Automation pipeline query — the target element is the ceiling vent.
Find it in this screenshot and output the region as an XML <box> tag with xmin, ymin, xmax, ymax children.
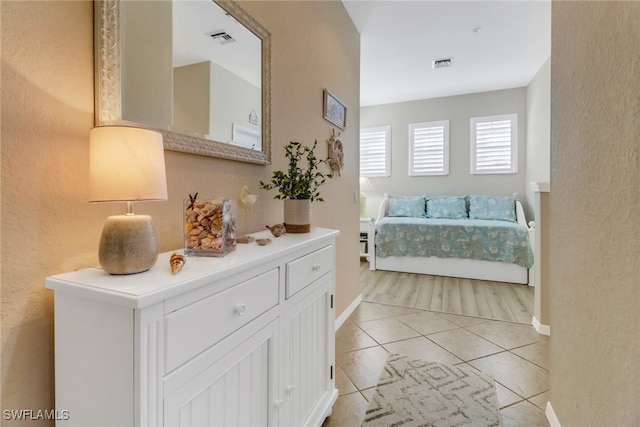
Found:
<box><xmin>432</xmin><ymin>58</ymin><xmax>453</xmax><ymax>69</ymax></box>
<box><xmin>210</xmin><ymin>31</ymin><xmax>236</xmax><ymax>44</ymax></box>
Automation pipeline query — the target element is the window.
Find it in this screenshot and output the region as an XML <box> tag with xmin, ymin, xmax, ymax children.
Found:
<box><xmin>470</xmin><ymin>114</ymin><xmax>518</xmax><ymax>174</ymax></box>
<box><xmin>360</xmin><ymin>126</ymin><xmax>391</xmax><ymax>177</ymax></box>
<box><xmin>409</xmin><ymin>120</ymin><xmax>449</xmax><ymax>176</ymax></box>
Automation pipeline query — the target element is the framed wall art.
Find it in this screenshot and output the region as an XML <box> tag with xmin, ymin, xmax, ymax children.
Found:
<box><xmin>323</xmin><ymin>89</ymin><xmax>346</xmax><ymax>130</ymax></box>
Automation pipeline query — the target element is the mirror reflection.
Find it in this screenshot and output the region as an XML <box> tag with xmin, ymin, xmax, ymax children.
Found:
<box><xmin>173</xmin><ymin>0</ymin><xmax>261</xmax><ymax>150</ymax></box>
<box><xmin>96</xmin><ymin>0</ymin><xmax>271</xmax><ymax>164</ymax></box>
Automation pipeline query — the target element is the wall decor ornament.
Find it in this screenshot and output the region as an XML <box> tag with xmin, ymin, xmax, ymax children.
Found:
<box><xmin>237</xmin><ymin>185</ymin><xmax>258</xmax><ymax>243</ymax></box>
<box><xmin>249</xmin><ymin>110</ymin><xmax>259</xmax><ymax>125</ymax></box>
<box><xmin>323</xmin><ymin>89</ymin><xmax>346</xmax><ymax>129</ymax></box>
<box><xmin>327</xmin><ymin>128</ymin><xmax>344</xmax><ymax>177</ymax></box>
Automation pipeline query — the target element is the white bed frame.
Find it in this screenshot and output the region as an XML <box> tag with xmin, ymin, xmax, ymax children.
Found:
<box><xmin>368</xmin><ymin>196</ymin><xmax>532</xmax><ymax>285</ymax></box>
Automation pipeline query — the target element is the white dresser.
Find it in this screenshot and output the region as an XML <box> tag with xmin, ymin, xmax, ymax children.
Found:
<box><xmin>46</xmin><ymin>227</ymin><xmax>339</xmax><ymax>427</ymax></box>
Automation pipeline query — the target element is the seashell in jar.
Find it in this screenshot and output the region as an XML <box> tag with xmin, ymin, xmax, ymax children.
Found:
<box><xmin>200</xmin><ymin>237</ymin><xmax>213</xmax><ymax>249</ymax></box>
<box><xmin>187</xmin><ymin>235</ymin><xmax>200</xmax><ymax>249</ymax></box>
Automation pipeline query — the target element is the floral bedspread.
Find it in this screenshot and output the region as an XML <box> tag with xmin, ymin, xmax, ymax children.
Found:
<box><xmin>375</xmin><ymin>217</ymin><xmax>534</xmax><ymax>268</ymax></box>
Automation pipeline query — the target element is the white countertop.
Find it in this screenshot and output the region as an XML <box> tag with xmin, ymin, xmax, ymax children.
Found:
<box><xmin>45</xmin><ymin>227</ymin><xmax>339</xmax><ymax>309</ymax></box>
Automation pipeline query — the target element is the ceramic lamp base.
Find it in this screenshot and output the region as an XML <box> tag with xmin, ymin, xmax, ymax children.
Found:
<box><xmin>99</xmin><ymin>214</ymin><xmax>159</xmax><ymax>275</ymax></box>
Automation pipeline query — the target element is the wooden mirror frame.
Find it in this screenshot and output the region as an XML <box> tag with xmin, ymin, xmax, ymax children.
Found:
<box><xmin>95</xmin><ymin>0</ymin><xmax>272</xmax><ymax>164</ymax></box>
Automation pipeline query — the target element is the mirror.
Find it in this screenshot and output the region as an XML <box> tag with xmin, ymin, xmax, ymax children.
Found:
<box><xmin>95</xmin><ymin>0</ymin><xmax>271</xmax><ymax>164</ymax></box>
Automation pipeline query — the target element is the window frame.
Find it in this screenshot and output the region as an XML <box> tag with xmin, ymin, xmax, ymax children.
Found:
<box><xmin>470</xmin><ymin>113</ymin><xmax>518</xmax><ymax>175</ymax></box>
<box><xmin>360</xmin><ymin>125</ymin><xmax>391</xmax><ymax>178</ymax></box>
<box><xmin>408</xmin><ymin>120</ymin><xmax>450</xmax><ymax>176</ymax></box>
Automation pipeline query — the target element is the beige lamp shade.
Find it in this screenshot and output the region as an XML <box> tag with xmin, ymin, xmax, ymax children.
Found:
<box><xmin>89</xmin><ymin>126</ymin><xmax>168</xmax><ymax>202</ymax></box>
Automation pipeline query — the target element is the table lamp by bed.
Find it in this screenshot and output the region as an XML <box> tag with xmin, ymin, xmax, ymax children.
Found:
<box><xmin>89</xmin><ymin>126</ymin><xmax>168</xmax><ymax>275</ymax></box>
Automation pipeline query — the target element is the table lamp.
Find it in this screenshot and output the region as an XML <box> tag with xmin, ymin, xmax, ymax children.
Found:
<box><xmin>89</xmin><ymin>126</ymin><xmax>168</xmax><ymax>275</ymax></box>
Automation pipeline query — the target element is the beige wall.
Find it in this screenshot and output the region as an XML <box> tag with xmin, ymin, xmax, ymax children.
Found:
<box><xmin>241</xmin><ymin>0</ymin><xmax>361</xmax><ymax>319</ymax></box>
<box><xmin>360</xmin><ymin>88</ymin><xmax>529</xmax><ymax>220</ymax></box>
<box><xmin>550</xmin><ymin>2</ymin><xmax>640</xmax><ymax>425</ymax></box>
<box><xmin>1</xmin><ymin>0</ymin><xmax>360</xmax><ymax>420</ymax></box>
<box><xmin>526</xmin><ymin>59</ymin><xmax>551</xmax><ymax>329</ymax></box>
<box><xmin>531</xmin><ymin>188</ymin><xmax>550</xmax><ymax>327</ymax></box>
<box><xmin>525</xmin><ymin>58</ymin><xmax>551</xmax><ymax>215</ymax></box>
<box><xmin>173</xmin><ymin>61</ymin><xmax>211</xmax><ymax>137</ymax></box>
<box><xmin>208</xmin><ymin>60</ymin><xmax>261</xmax><ymax>145</ymax></box>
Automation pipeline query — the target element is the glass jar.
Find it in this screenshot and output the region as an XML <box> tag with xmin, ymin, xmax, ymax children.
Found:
<box><xmin>184</xmin><ymin>197</ymin><xmax>236</xmax><ymax>256</ymax></box>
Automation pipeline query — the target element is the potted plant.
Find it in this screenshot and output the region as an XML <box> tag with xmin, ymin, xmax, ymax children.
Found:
<box><xmin>259</xmin><ymin>140</ymin><xmax>331</xmax><ymax>232</ymax></box>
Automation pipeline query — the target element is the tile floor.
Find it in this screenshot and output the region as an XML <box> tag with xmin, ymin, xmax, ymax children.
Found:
<box><xmin>322</xmin><ymin>302</ymin><xmax>550</xmax><ymax>427</ymax></box>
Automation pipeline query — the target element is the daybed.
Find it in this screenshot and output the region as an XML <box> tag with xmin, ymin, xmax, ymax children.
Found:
<box><xmin>368</xmin><ymin>194</ymin><xmax>534</xmax><ymax>284</ymax></box>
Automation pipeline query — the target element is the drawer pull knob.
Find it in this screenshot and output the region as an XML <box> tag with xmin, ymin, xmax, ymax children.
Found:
<box><xmin>274</xmin><ymin>399</ymin><xmax>284</xmax><ymax>409</ymax></box>
<box><xmin>234</xmin><ymin>304</ymin><xmax>246</xmax><ymax>316</ymax></box>
<box><xmin>312</xmin><ymin>263</ymin><xmax>321</xmax><ymax>272</ymax></box>
<box><xmin>285</xmin><ymin>385</ymin><xmax>295</xmax><ymax>394</ymax></box>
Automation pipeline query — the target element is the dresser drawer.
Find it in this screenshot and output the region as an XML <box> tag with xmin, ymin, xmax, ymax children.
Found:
<box><xmin>165</xmin><ymin>268</ymin><xmax>279</xmax><ymax>373</ymax></box>
<box><xmin>286</xmin><ymin>245</ymin><xmax>333</xmax><ymax>298</ymax></box>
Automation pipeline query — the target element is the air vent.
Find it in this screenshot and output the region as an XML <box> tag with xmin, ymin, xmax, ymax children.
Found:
<box><xmin>210</xmin><ymin>31</ymin><xmax>236</xmax><ymax>44</ymax></box>
<box><xmin>432</xmin><ymin>58</ymin><xmax>453</xmax><ymax>69</ymax></box>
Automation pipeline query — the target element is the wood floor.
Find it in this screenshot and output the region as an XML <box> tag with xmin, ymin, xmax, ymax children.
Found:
<box><xmin>360</xmin><ymin>262</ymin><xmax>534</xmax><ymax>324</ymax></box>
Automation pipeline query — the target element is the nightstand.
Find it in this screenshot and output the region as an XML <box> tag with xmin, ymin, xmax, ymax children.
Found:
<box><xmin>360</xmin><ymin>217</ymin><xmax>374</xmax><ymax>260</ymax></box>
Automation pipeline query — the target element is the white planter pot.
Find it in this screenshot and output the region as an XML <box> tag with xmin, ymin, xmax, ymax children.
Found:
<box><xmin>283</xmin><ymin>199</ymin><xmax>311</xmax><ymax>233</ymax></box>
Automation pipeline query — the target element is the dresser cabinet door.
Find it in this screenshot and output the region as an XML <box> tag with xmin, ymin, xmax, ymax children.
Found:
<box><xmin>164</xmin><ymin>319</ymin><xmax>278</xmax><ymax>427</ymax></box>
<box><xmin>281</xmin><ymin>274</ymin><xmax>335</xmax><ymax>427</ymax></box>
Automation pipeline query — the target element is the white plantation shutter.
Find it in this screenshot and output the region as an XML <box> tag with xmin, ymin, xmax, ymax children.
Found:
<box><xmin>470</xmin><ymin>114</ymin><xmax>518</xmax><ymax>174</ymax></box>
<box><xmin>360</xmin><ymin>126</ymin><xmax>391</xmax><ymax>177</ymax></box>
<box><xmin>409</xmin><ymin>121</ymin><xmax>449</xmax><ymax>176</ymax></box>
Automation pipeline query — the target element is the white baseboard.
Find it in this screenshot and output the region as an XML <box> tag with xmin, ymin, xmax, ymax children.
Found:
<box><xmin>335</xmin><ymin>294</ymin><xmax>362</xmax><ymax>330</ymax></box>
<box><xmin>546</xmin><ymin>401</ymin><xmax>561</xmax><ymax>427</ymax></box>
<box><xmin>532</xmin><ymin>316</ymin><xmax>551</xmax><ymax>336</ymax></box>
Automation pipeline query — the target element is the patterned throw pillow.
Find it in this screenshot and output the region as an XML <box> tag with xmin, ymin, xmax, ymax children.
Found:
<box><xmin>426</xmin><ymin>196</ymin><xmax>468</xmax><ymax>219</ymax></box>
<box><xmin>387</xmin><ymin>195</ymin><xmax>426</xmax><ymax>217</ymax></box>
<box><xmin>468</xmin><ymin>195</ymin><xmax>516</xmax><ymax>222</ymax></box>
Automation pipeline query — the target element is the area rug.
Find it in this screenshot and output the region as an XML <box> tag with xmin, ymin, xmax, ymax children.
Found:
<box><xmin>362</xmin><ymin>354</ymin><xmax>502</xmax><ymax>427</ymax></box>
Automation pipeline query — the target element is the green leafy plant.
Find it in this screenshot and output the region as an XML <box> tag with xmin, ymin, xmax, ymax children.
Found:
<box><xmin>259</xmin><ymin>141</ymin><xmax>332</xmax><ymax>202</ymax></box>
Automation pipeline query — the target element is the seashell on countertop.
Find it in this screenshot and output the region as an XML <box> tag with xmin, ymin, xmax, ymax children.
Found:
<box><xmin>169</xmin><ymin>252</ymin><xmax>186</xmax><ymax>274</ymax></box>
<box><xmin>266</xmin><ymin>223</ymin><xmax>286</xmax><ymax>237</ymax></box>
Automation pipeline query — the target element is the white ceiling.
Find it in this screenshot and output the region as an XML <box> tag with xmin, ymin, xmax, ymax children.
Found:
<box><xmin>173</xmin><ymin>0</ymin><xmax>261</xmax><ymax>87</ymax></box>
<box><xmin>342</xmin><ymin>0</ymin><xmax>551</xmax><ymax>106</ymax></box>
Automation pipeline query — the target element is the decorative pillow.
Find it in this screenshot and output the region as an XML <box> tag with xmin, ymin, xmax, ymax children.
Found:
<box><xmin>387</xmin><ymin>195</ymin><xmax>426</xmax><ymax>217</ymax></box>
<box><xmin>468</xmin><ymin>195</ymin><xmax>516</xmax><ymax>222</ymax></box>
<box><xmin>426</xmin><ymin>196</ymin><xmax>468</xmax><ymax>219</ymax></box>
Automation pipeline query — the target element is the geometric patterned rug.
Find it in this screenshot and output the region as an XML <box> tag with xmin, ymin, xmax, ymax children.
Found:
<box><xmin>362</xmin><ymin>354</ymin><xmax>502</xmax><ymax>427</ymax></box>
